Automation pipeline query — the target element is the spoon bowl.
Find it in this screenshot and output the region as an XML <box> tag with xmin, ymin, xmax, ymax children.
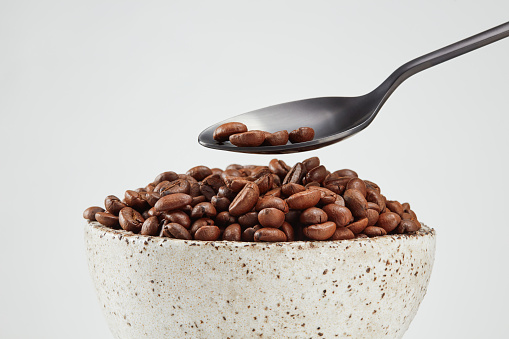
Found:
<box><xmin>198</xmin><ymin>21</ymin><xmax>509</xmax><ymax>154</ymax></box>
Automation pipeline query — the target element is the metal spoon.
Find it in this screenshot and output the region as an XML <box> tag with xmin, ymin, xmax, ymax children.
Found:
<box><xmin>198</xmin><ymin>22</ymin><xmax>509</xmax><ymax>154</ymax></box>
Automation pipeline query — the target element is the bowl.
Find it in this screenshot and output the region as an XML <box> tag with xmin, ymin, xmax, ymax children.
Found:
<box><xmin>85</xmin><ymin>221</ymin><xmax>435</xmax><ymax>338</ymax></box>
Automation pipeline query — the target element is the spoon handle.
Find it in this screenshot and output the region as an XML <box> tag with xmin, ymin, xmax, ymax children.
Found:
<box><xmin>375</xmin><ymin>21</ymin><xmax>509</xmax><ymax>97</ymax></box>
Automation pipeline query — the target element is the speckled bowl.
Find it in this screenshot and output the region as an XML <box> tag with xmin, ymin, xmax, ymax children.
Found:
<box><xmin>85</xmin><ymin>222</ymin><xmax>435</xmax><ymax>339</ymax></box>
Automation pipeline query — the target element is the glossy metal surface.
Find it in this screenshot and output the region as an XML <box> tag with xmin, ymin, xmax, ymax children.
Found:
<box><xmin>199</xmin><ymin>21</ymin><xmax>509</xmax><ymax>154</ymax></box>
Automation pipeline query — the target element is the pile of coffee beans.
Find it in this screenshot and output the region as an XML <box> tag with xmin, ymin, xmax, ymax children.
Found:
<box><xmin>213</xmin><ymin>122</ymin><xmax>314</xmax><ymax>147</ymax></box>
<box><xmin>84</xmin><ymin>157</ymin><xmax>421</xmax><ymax>242</ymax></box>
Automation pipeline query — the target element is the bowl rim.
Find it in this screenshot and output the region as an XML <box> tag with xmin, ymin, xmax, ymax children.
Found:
<box><xmin>86</xmin><ymin>221</ymin><xmax>435</xmax><ymax>249</ymax></box>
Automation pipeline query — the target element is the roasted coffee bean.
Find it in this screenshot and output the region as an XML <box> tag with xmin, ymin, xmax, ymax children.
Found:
<box><xmin>364</xmin><ymin>180</ymin><xmax>380</xmax><ymax>193</ymax></box>
<box><xmin>249</xmin><ymin>166</ymin><xmax>271</xmax><ymax>180</ymax></box>
<box><xmin>304</xmin><ymin>181</ymin><xmax>320</xmax><ymax>188</ymax></box>
<box><xmin>367</xmin><ymin>208</ymin><xmax>379</xmax><ymax>226</ymax></box>
<box><xmin>308</xmin><ymin>186</ymin><xmax>338</xmax><ymax>205</ymax></box>
<box><xmin>119</xmin><ymin>207</ymin><xmax>145</xmax><ymax>233</ymax></box>
<box><xmin>324</xmin><ymin>183</ymin><xmax>346</xmax><ymax>196</ymax></box>
<box><xmin>83</xmin><ymin>206</ymin><xmax>104</xmax><ymax>221</ymax></box>
<box><xmin>199</xmin><ymin>182</ymin><xmax>216</xmax><ymax>201</ymax></box>
<box><xmin>162</xmin><ymin>210</ymin><xmax>191</xmax><ymax>228</ymax></box>
<box><xmin>190</xmin><ymin>218</ymin><xmax>214</xmax><ymax>235</ymax></box>
<box><xmin>333</xmin><ymin>169</ymin><xmax>358</xmax><ymax>178</ymax></box>
<box><xmin>167</xmin><ymin>223</ymin><xmax>192</xmax><ymax>240</ymax></box>
<box><xmin>189</xmin><ymin>182</ymin><xmax>201</xmax><ymax>197</ymax></box>
<box><xmin>213</xmin><ymin>122</ymin><xmax>248</xmax><ymax>142</ymax></box>
<box><xmin>305</xmin><ymin>165</ymin><xmax>327</xmax><ymax>184</ymax></box>
<box><xmin>178</xmin><ymin>174</ymin><xmax>198</xmax><ymax>184</ymax></box>
<box><xmin>286</xmin><ymin>190</ymin><xmax>321</xmax><ymax>210</ymax></box>
<box><xmin>155</xmin><ymin>193</ymin><xmax>193</xmax><ymax>212</ymax></box>
<box><xmin>229</xmin><ymin>182</ymin><xmax>259</xmax><ymax>216</ymax></box>
<box><xmin>124</xmin><ymin>190</ymin><xmax>149</xmax><ymax>211</ymax></box>
<box><xmin>299</xmin><ymin>207</ymin><xmax>328</xmax><ymax>225</ymax></box>
<box><xmin>254</xmin><ymin>174</ymin><xmax>275</xmax><ymax>194</ymax></box>
<box><xmin>187</xmin><ymin>166</ymin><xmax>213</xmax><ymax>181</ymax></box>
<box><xmin>254</xmin><ymin>228</ymin><xmax>287</xmax><ymax>242</ymax></box>
<box><xmin>289</xmin><ymin>127</ymin><xmax>315</xmax><ymax>143</ymax></box>
<box><xmin>221</xmin><ymin>169</ymin><xmax>242</xmax><ymax>181</ymax></box>
<box><xmin>265</xmin><ymin>187</ymin><xmax>282</xmax><ymax>197</ymax></box>
<box><xmin>322</xmin><ymin>204</ymin><xmax>353</xmax><ymax>227</ymax></box>
<box><xmin>367</xmin><ymin>202</ymin><xmax>381</xmax><ymax>213</ymax></box>
<box><xmin>394</xmin><ymin>219</ymin><xmax>421</xmax><ymax>234</ymax></box>
<box><xmin>242</xmin><ymin>227</ymin><xmax>256</xmax><ymax>242</ymax></box>
<box><xmin>281</xmin><ymin>183</ymin><xmax>306</xmax><ymax>197</ymax></box>
<box><xmin>194</xmin><ymin>225</ymin><xmax>221</xmax><ymax>241</ymax></box>
<box><xmin>346</xmin><ymin>178</ymin><xmax>367</xmax><ymax>197</ymax></box>
<box><xmin>141</xmin><ymin>210</ymin><xmax>150</xmax><ymax>220</ymax></box>
<box><xmin>302</xmin><ymin>157</ymin><xmax>320</xmax><ymax>172</ymax></box>
<box><xmin>238</xmin><ymin>211</ymin><xmax>259</xmax><ymax>228</ymax></box>
<box><xmin>268</xmin><ymin>159</ymin><xmax>291</xmax><ymax>179</ymax></box>
<box><xmin>331</xmin><ymin>227</ymin><xmax>355</xmax><ymax>240</ymax></box>
<box><xmin>223</xmin><ymin>223</ymin><xmax>242</xmax><ymax>241</ymax></box>
<box><xmin>229</xmin><ymin>131</ymin><xmax>265</xmax><ymax>147</ymax></box>
<box><xmin>95</xmin><ymin>212</ymin><xmax>120</xmax><ymax>228</ymax></box>
<box><xmin>402</xmin><ymin>202</ymin><xmax>411</xmax><ymax>213</ymax></box>
<box><xmin>283</xmin><ymin>163</ymin><xmax>305</xmax><ymax>185</ymax></box>
<box><xmin>217</xmin><ymin>186</ymin><xmax>237</xmax><ymax>200</ymax></box>
<box><xmin>215</xmin><ymin>211</ymin><xmax>236</xmax><ymax>227</ymax></box>
<box><xmin>303</xmin><ymin>221</ymin><xmax>336</xmax><ymax>240</ymax></box>
<box><xmin>145</xmin><ymin>183</ymin><xmax>155</xmax><ymax>193</ymax></box>
<box><xmin>366</xmin><ymin>189</ymin><xmax>386</xmax><ymax>213</ymax></box>
<box><xmin>141</xmin><ymin>216</ymin><xmax>160</xmax><ymax>236</ymax></box>
<box><xmin>104</xmin><ymin>195</ymin><xmax>126</xmax><ymax>215</ymax></box>
<box><xmin>147</xmin><ymin>207</ymin><xmax>160</xmax><ymax>218</ymax></box>
<box><xmin>346</xmin><ymin>218</ymin><xmax>369</xmax><ymax>234</ymax></box>
<box><xmin>258</xmin><ymin>208</ymin><xmax>285</xmax><ymax>228</ymax></box>
<box><xmin>364</xmin><ymin>226</ymin><xmax>387</xmax><ymax>237</ymax></box>
<box><xmin>202</xmin><ymin>174</ymin><xmax>224</xmax><ymax>192</ymax></box>
<box><xmin>386</xmin><ymin>200</ymin><xmax>404</xmax><ymax>217</ymax></box>
<box><xmin>280</xmin><ymin>222</ymin><xmax>295</xmax><ymax>241</ymax></box>
<box><xmin>211</xmin><ymin>168</ymin><xmax>223</xmax><ymax>176</ymax></box>
<box><xmin>376</xmin><ymin>212</ymin><xmax>402</xmax><ymax>233</ymax></box>
<box><xmin>356</xmin><ymin>233</ymin><xmax>369</xmax><ymax>238</ymax></box>
<box><xmin>255</xmin><ymin>196</ymin><xmax>289</xmax><ymax>213</ymax></box>
<box><xmin>284</xmin><ymin>209</ymin><xmax>301</xmax><ymax>224</ymax></box>
<box><xmin>225</xmin><ymin>178</ymin><xmax>251</xmax><ymax>192</ymax></box>
<box><xmin>157</xmin><ymin>179</ymin><xmax>191</xmax><ymax>196</ymax></box>
<box><xmin>153</xmin><ymin>171</ymin><xmax>179</xmax><ymax>185</ymax></box>
<box><xmin>191</xmin><ymin>202</ymin><xmax>217</xmax><ymax>219</ymax></box>
<box><xmin>263</xmin><ymin>130</ymin><xmax>289</xmax><ymax>146</ymax></box>
<box><xmin>343</xmin><ymin>189</ymin><xmax>368</xmax><ymax>219</ymax></box>
<box><xmin>191</xmin><ymin>195</ymin><xmax>207</xmax><ymax>206</ymax></box>
<box><xmin>211</xmin><ymin>196</ymin><xmax>230</xmax><ymax>212</ymax></box>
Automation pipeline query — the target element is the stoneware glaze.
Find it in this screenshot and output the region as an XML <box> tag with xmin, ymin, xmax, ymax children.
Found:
<box><xmin>85</xmin><ymin>222</ymin><xmax>436</xmax><ymax>339</ymax></box>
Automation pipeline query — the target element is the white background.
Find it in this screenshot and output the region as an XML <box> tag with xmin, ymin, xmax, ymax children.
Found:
<box><xmin>1</xmin><ymin>1</ymin><xmax>508</xmax><ymax>338</ymax></box>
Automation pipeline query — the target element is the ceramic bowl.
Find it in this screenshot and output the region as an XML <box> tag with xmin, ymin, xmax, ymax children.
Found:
<box><xmin>85</xmin><ymin>222</ymin><xmax>435</xmax><ymax>338</ymax></box>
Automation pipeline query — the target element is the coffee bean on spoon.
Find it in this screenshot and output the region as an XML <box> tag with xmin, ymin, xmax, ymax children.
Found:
<box><xmin>213</xmin><ymin>122</ymin><xmax>248</xmax><ymax>142</ymax></box>
<box><xmin>263</xmin><ymin>130</ymin><xmax>289</xmax><ymax>146</ymax></box>
<box><xmin>289</xmin><ymin>127</ymin><xmax>315</xmax><ymax>143</ymax></box>
<box><xmin>229</xmin><ymin>131</ymin><xmax>266</xmax><ymax>147</ymax></box>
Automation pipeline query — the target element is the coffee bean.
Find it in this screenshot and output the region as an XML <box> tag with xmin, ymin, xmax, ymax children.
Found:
<box><xmin>156</xmin><ymin>179</ymin><xmax>191</xmax><ymax>196</ymax></box>
<box><xmin>257</xmin><ymin>208</ymin><xmax>285</xmax><ymax>228</ymax></box>
<box><xmin>299</xmin><ymin>207</ymin><xmax>328</xmax><ymax>225</ymax></box>
<box><xmin>229</xmin><ymin>131</ymin><xmax>266</xmax><ymax>147</ymax></box>
<box><xmin>255</xmin><ymin>196</ymin><xmax>289</xmax><ymax>213</ymax></box>
<box><xmin>289</xmin><ymin>127</ymin><xmax>315</xmax><ymax>143</ymax></box>
<box><xmin>217</xmin><ymin>186</ymin><xmax>237</xmax><ymax>200</ymax></box>
<box><xmin>95</xmin><ymin>212</ymin><xmax>120</xmax><ymax>228</ymax></box>
<box><xmin>202</xmin><ymin>174</ymin><xmax>224</xmax><ymax>192</ymax></box>
<box><xmin>386</xmin><ymin>200</ymin><xmax>404</xmax><ymax>217</ymax></box>
<box><xmin>346</xmin><ymin>178</ymin><xmax>367</xmax><ymax>197</ymax></box>
<box><xmin>254</xmin><ymin>174</ymin><xmax>275</xmax><ymax>194</ymax></box>
<box><xmin>263</xmin><ymin>130</ymin><xmax>289</xmax><ymax>146</ymax></box>
<box><xmin>376</xmin><ymin>212</ymin><xmax>402</xmax><ymax>233</ymax></box>
<box><xmin>223</xmin><ymin>223</ymin><xmax>242</xmax><ymax>241</ymax></box>
<box><xmin>153</xmin><ymin>171</ymin><xmax>179</xmax><ymax>185</ymax></box>
<box><xmin>265</xmin><ymin>187</ymin><xmax>282</xmax><ymax>197</ymax></box>
<box><xmin>363</xmin><ymin>226</ymin><xmax>387</xmax><ymax>237</ymax></box>
<box><xmin>216</xmin><ymin>211</ymin><xmax>236</xmax><ymax>227</ymax></box>
<box><xmin>213</xmin><ymin>122</ymin><xmax>248</xmax><ymax>142</ymax></box>
<box><xmin>281</xmin><ymin>183</ymin><xmax>306</xmax><ymax>197</ymax></box>
<box><xmin>187</xmin><ymin>166</ymin><xmax>213</xmax><ymax>181</ymax></box>
<box><xmin>284</xmin><ymin>209</ymin><xmax>301</xmax><ymax>224</ymax></box>
<box><xmin>366</xmin><ymin>189</ymin><xmax>386</xmax><ymax>213</ymax></box>
<box><xmin>303</xmin><ymin>221</ymin><xmax>336</xmax><ymax>240</ymax></box>
<box><xmin>191</xmin><ymin>202</ymin><xmax>217</xmax><ymax>219</ymax></box>
<box><xmin>104</xmin><ymin>195</ymin><xmax>126</xmax><ymax>215</ymax></box>
<box><xmin>364</xmin><ymin>180</ymin><xmax>380</xmax><ymax>193</ymax></box>
<box><xmin>332</xmin><ymin>169</ymin><xmax>358</xmax><ymax>178</ymax></box>
<box><xmin>367</xmin><ymin>208</ymin><xmax>379</xmax><ymax>226</ymax></box>
<box><xmin>211</xmin><ymin>168</ymin><xmax>223</xmax><ymax>176</ymax></box>
<box><xmin>83</xmin><ymin>206</ymin><xmax>104</xmax><ymax>221</ymax></box>
<box><xmin>211</xmin><ymin>196</ymin><xmax>231</xmax><ymax>212</ymax></box>
<box><xmin>322</xmin><ymin>204</ymin><xmax>353</xmax><ymax>228</ymax></box>
<box><xmin>191</xmin><ymin>195</ymin><xmax>207</xmax><ymax>206</ymax></box>
<box><xmin>155</xmin><ymin>193</ymin><xmax>193</xmax><ymax>212</ymax></box>
<box><xmin>225</xmin><ymin>178</ymin><xmax>251</xmax><ymax>192</ymax></box>
<box><xmin>394</xmin><ymin>219</ymin><xmax>421</xmax><ymax>234</ymax></box>
<box><xmin>402</xmin><ymin>202</ymin><xmax>411</xmax><ymax>213</ymax></box>
<box><xmin>254</xmin><ymin>228</ymin><xmax>287</xmax><ymax>242</ymax></box>
<box><xmin>324</xmin><ymin>182</ymin><xmax>346</xmax><ymax>196</ymax></box>
<box><xmin>162</xmin><ymin>210</ymin><xmax>191</xmax><ymax>229</ymax></box>
<box><xmin>229</xmin><ymin>182</ymin><xmax>259</xmax><ymax>216</ymax></box>
<box><xmin>286</xmin><ymin>190</ymin><xmax>321</xmax><ymax>210</ymax></box>
<box><xmin>167</xmin><ymin>223</ymin><xmax>192</xmax><ymax>240</ymax></box>
<box><xmin>305</xmin><ymin>165</ymin><xmax>327</xmax><ymax>184</ymax></box>
<box><xmin>141</xmin><ymin>216</ymin><xmax>160</xmax><ymax>236</ymax></box>
<box><xmin>282</xmin><ymin>163</ymin><xmax>305</xmax><ymax>185</ymax></box>
<box><xmin>331</xmin><ymin>227</ymin><xmax>355</xmax><ymax>240</ymax></box>
<box><xmin>280</xmin><ymin>222</ymin><xmax>295</xmax><ymax>241</ymax></box>
<box><xmin>269</xmin><ymin>159</ymin><xmax>291</xmax><ymax>179</ymax></box>
<box><xmin>346</xmin><ymin>218</ymin><xmax>369</xmax><ymax>234</ymax></box>
<box><xmin>119</xmin><ymin>207</ymin><xmax>145</xmax><ymax>233</ymax></box>
<box><xmin>190</xmin><ymin>218</ymin><xmax>214</xmax><ymax>235</ymax></box>
<box><xmin>343</xmin><ymin>189</ymin><xmax>368</xmax><ymax>219</ymax></box>
<box><xmin>302</xmin><ymin>156</ymin><xmax>320</xmax><ymax>172</ymax></box>
<box><xmin>238</xmin><ymin>212</ymin><xmax>259</xmax><ymax>228</ymax></box>
<box><xmin>124</xmin><ymin>190</ymin><xmax>149</xmax><ymax>211</ymax></box>
<box><xmin>194</xmin><ymin>225</ymin><xmax>221</xmax><ymax>241</ymax></box>
<box><xmin>307</xmin><ymin>186</ymin><xmax>338</xmax><ymax>206</ymax></box>
<box><xmin>242</xmin><ymin>227</ymin><xmax>256</xmax><ymax>241</ymax></box>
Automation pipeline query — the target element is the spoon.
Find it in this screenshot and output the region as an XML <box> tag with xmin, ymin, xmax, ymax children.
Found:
<box><xmin>198</xmin><ymin>22</ymin><xmax>509</xmax><ymax>154</ymax></box>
